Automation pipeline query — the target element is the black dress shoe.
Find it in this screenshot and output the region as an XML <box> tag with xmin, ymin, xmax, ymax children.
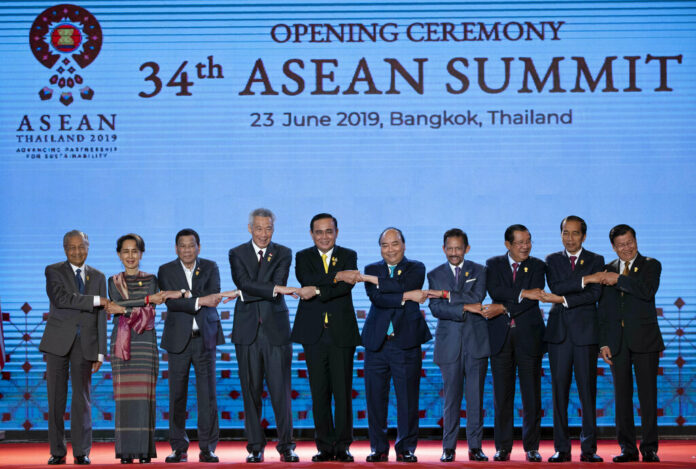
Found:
<box><xmin>139</xmin><ymin>457</ymin><xmax>151</xmax><ymax>464</ymax></box>
<box><xmin>613</xmin><ymin>452</ymin><xmax>639</xmax><ymax>463</ymax></box>
<box><xmin>121</xmin><ymin>458</ymin><xmax>133</xmax><ymax>464</ymax></box>
<box><xmin>312</xmin><ymin>451</ymin><xmax>335</xmax><ymax>462</ymax></box>
<box><xmin>440</xmin><ymin>449</ymin><xmax>455</xmax><ymax>462</ymax></box>
<box><xmin>199</xmin><ymin>450</ymin><xmax>219</xmax><ymax>463</ymax></box>
<box><xmin>396</xmin><ymin>451</ymin><xmax>417</xmax><ymax>463</ymax></box>
<box><xmin>74</xmin><ymin>456</ymin><xmax>91</xmax><ymax>465</ymax></box>
<box><xmin>548</xmin><ymin>451</ymin><xmax>571</xmax><ymax>462</ymax></box>
<box><xmin>335</xmin><ymin>450</ymin><xmax>354</xmax><ymax>462</ymax></box>
<box><xmin>526</xmin><ymin>450</ymin><xmax>542</xmax><ymax>462</ymax></box>
<box><xmin>580</xmin><ymin>453</ymin><xmax>603</xmax><ymax>462</ymax></box>
<box><xmin>48</xmin><ymin>455</ymin><xmax>66</xmax><ymax>465</ymax></box>
<box><xmin>165</xmin><ymin>451</ymin><xmax>188</xmax><ymax>463</ymax></box>
<box><xmin>280</xmin><ymin>449</ymin><xmax>299</xmax><ymax>462</ymax></box>
<box><xmin>246</xmin><ymin>451</ymin><xmax>264</xmax><ymax>463</ymax></box>
<box><xmin>366</xmin><ymin>451</ymin><xmax>388</xmax><ymax>462</ymax></box>
<box><xmin>642</xmin><ymin>450</ymin><xmax>660</xmax><ymax>462</ymax></box>
<box><xmin>493</xmin><ymin>450</ymin><xmax>510</xmax><ymax>461</ymax></box>
<box><xmin>468</xmin><ymin>448</ymin><xmax>488</xmax><ymax>461</ymax></box>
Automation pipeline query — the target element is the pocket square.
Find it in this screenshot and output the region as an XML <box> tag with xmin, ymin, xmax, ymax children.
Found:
<box><xmin>465</xmin><ymin>278</ymin><xmax>477</xmax><ymax>283</ymax></box>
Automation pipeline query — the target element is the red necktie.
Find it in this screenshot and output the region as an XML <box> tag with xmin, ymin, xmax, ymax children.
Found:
<box><xmin>570</xmin><ymin>255</ymin><xmax>577</xmax><ymax>271</ymax></box>
<box><xmin>512</xmin><ymin>262</ymin><xmax>519</xmax><ymax>282</ymax></box>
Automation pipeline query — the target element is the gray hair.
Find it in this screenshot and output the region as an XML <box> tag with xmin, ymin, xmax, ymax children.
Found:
<box><xmin>248</xmin><ymin>208</ymin><xmax>276</xmax><ymax>225</ymax></box>
<box><xmin>63</xmin><ymin>230</ymin><xmax>89</xmax><ymax>247</ymax></box>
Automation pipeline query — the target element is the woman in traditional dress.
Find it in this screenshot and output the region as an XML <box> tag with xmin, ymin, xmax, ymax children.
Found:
<box><xmin>105</xmin><ymin>233</ymin><xmax>177</xmax><ymax>464</ymax></box>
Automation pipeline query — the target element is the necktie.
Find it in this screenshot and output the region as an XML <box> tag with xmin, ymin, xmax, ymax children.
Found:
<box><xmin>622</xmin><ymin>260</ymin><xmax>630</xmax><ymax>276</ymax></box>
<box><xmin>512</xmin><ymin>262</ymin><xmax>519</xmax><ymax>282</ymax></box>
<box><xmin>321</xmin><ymin>253</ymin><xmax>329</xmax><ymax>326</ymax></box>
<box><xmin>258</xmin><ymin>250</ymin><xmax>263</xmax><ymax>268</ymax></box>
<box><xmin>569</xmin><ymin>255</ymin><xmax>577</xmax><ymax>271</ymax></box>
<box><xmin>454</xmin><ymin>266</ymin><xmax>461</xmax><ymax>284</ymax></box>
<box><xmin>321</xmin><ymin>253</ymin><xmax>329</xmax><ymax>274</ymax></box>
<box><xmin>75</xmin><ymin>268</ymin><xmax>85</xmax><ymax>294</ymax></box>
<box><xmin>387</xmin><ymin>265</ymin><xmax>396</xmax><ymax>336</ymax></box>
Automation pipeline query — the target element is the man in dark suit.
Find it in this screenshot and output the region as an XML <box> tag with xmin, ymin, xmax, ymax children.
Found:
<box><xmin>360</xmin><ymin>227</ymin><xmax>432</xmax><ymax>463</ymax></box>
<box><xmin>291</xmin><ymin>213</ymin><xmax>362</xmax><ymax>462</ymax></box>
<box><xmin>540</xmin><ymin>216</ymin><xmax>604</xmax><ymax>463</ymax></box>
<box><xmin>229</xmin><ymin>208</ymin><xmax>299</xmax><ymax>463</ymax></box>
<box><xmin>159</xmin><ymin>228</ymin><xmax>226</xmax><ymax>463</ymax></box>
<box><xmin>482</xmin><ymin>224</ymin><xmax>545</xmax><ymax>462</ymax></box>
<box><xmin>586</xmin><ymin>224</ymin><xmax>664</xmax><ymax>463</ymax></box>
<box><xmin>427</xmin><ymin>228</ymin><xmax>488</xmax><ymax>463</ymax></box>
<box><xmin>40</xmin><ymin>230</ymin><xmax>107</xmax><ymax>465</ymax></box>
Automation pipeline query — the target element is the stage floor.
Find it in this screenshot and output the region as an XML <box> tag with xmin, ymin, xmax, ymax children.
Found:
<box><xmin>1</xmin><ymin>440</ymin><xmax>694</xmax><ymax>468</ymax></box>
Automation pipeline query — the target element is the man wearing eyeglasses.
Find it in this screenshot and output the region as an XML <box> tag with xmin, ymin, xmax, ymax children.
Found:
<box><xmin>481</xmin><ymin>224</ymin><xmax>546</xmax><ymax>463</ymax></box>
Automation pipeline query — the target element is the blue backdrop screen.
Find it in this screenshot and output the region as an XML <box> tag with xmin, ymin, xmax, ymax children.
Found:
<box><xmin>0</xmin><ymin>1</ymin><xmax>694</xmax><ymax>432</ymax></box>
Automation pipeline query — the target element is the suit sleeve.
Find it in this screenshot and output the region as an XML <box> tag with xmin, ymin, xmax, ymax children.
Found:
<box><xmin>545</xmin><ymin>255</ymin><xmax>583</xmax><ymax>296</ymax></box>
<box><xmin>449</xmin><ymin>265</ymin><xmax>486</xmax><ymax>305</ymax></box>
<box><xmin>230</xmin><ymin>248</ymin><xmax>289</xmax><ymax>301</ymax></box>
<box><xmin>45</xmin><ymin>265</ymin><xmax>97</xmax><ymax>311</ymax></box>
<box><xmin>598</xmin><ymin>283</ymin><xmax>612</xmax><ymax>347</ymax></box>
<box><xmin>546</xmin><ymin>255</ymin><xmax>604</xmax><ymax>309</ymax></box>
<box><xmin>486</xmin><ymin>260</ymin><xmax>544</xmax><ymax>317</ymax></box>
<box><xmin>97</xmin><ymin>274</ymin><xmax>107</xmax><ymax>355</ymax></box>
<box><xmin>199</xmin><ymin>261</ymin><xmax>221</xmax><ymax>296</ymax></box>
<box><xmin>159</xmin><ymin>265</ymin><xmax>197</xmax><ymax>314</ymax></box>
<box><xmin>318</xmin><ymin>250</ymin><xmax>357</xmax><ymax>302</ymax></box>
<box><xmin>366</xmin><ymin>261</ymin><xmax>425</xmax><ymax>308</ymax></box>
<box><xmin>616</xmin><ymin>259</ymin><xmax>661</xmax><ymax>301</ymax></box>
<box><xmin>428</xmin><ymin>270</ymin><xmax>464</xmax><ymax>321</ymax></box>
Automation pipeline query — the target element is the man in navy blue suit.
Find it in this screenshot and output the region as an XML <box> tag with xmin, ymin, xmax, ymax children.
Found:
<box><xmin>540</xmin><ymin>216</ymin><xmax>604</xmax><ymax>463</ymax></box>
<box><xmin>427</xmin><ymin>228</ymin><xmax>489</xmax><ymax>463</ymax></box>
<box><xmin>482</xmin><ymin>224</ymin><xmax>546</xmax><ymax>463</ymax></box>
<box><xmin>360</xmin><ymin>227</ymin><xmax>432</xmax><ymax>463</ymax></box>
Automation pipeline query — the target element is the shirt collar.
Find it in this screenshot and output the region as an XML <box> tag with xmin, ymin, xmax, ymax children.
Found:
<box><xmin>449</xmin><ymin>260</ymin><xmax>464</xmax><ymax>274</ymax></box>
<box><xmin>69</xmin><ymin>262</ymin><xmax>85</xmax><ymax>274</ymax></box>
<box><xmin>317</xmin><ymin>247</ymin><xmax>334</xmax><ymax>259</ymax></box>
<box><xmin>566</xmin><ymin>248</ymin><xmax>583</xmax><ymax>258</ymax></box>
<box><xmin>507</xmin><ymin>253</ymin><xmax>521</xmax><ymax>267</ymax></box>
<box><xmin>621</xmin><ymin>255</ymin><xmax>638</xmax><ymax>270</ymax></box>
<box><xmin>252</xmin><ymin>240</ymin><xmax>266</xmax><ymax>256</ymax></box>
<box><xmin>179</xmin><ymin>259</ymin><xmax>196</xmax><ymax>273</ymax></box>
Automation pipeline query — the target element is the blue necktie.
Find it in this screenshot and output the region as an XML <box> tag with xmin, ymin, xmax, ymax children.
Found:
<box><xmin>75</xmin><ymin>268</ymin><xmax>85</xmax><ymax>294</ymax></box>
<box><xmin>387</xmin><ymin>266</ymin><xmax>396</xmax><ymax>335</ymax></box>
<box><xmin>454</xmin><ymin>266</ymin><xmax>461</xmax><ymax>284</ymax></box>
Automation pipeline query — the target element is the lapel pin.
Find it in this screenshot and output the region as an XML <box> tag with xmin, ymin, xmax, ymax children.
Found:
<box><xmin>86</xmin><ymin>275</ymin><xmax>90</xmax><ymax>281</ymax></box>
<box><xmin>267</xmin><ymin>253</ymin><xmax>273</xmax><ymax>262</ymax></box>
<box><xmin>331</xmin><ymin>256</ymin><xmax>337</xmax><ymax>266</ymax></box>
<box><xmin>634</xmin><ymin>266</ymin><xmax>638</xmax><ymax>272</ymax></box>
<box><xmin>138</xmin><ymin>281</ymin><xmax>143</xmax><ymax>287</ymax></box>
<box><xmin>465</xmin><ymin>271</ymin><xmax>470</xmax><ymax>277</ymax></box>
<box><xmin>580</xmin><ymin>259</ymin><xmax>584</xmax><ymax>265</ymax></box>
<box><xmin>524</xmin><ymin>267</ymin><xmax>528</xmax><ymax>273</ymax></box>
<box><xmin>195</xmin><ymin>269</ymin><xmax>200</xmax><ymax>276</ymax></box>
<box><xmin>397</xmin><ymin>269</ymin><xmax>402</xmax><ymax>276</ymax></box>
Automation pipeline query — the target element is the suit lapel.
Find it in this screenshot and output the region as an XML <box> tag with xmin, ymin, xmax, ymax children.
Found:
<box><xmin>173</xmin><ymin>259</ymin><xmax>190</xmax><ymax>290</ymax></box>
<box><xmin>628</xmin><ymin>253</ymin><xmax>645</xmax><ymax>277</ymax></box>
<box><xmin>191</xmin><ymin>259</ymin><xmax>201</xmax><ymax>292</ymax></box>
<box><xmin>608</xmin><ymin>258</ymin><xmax>620</xmax><ymax>273</ymax></box>
<box><xmin>313</xmin><ymin>247</ymin><xmax>328</xmax><ymax>274</ymax></box>
<box><xmin>63</xmin><ymin>261</ymin><xmax>78</xmax><ymax>293</ymax></box>
<box><xmin>83</xmin><ymin>265</ymin><xmax>91</xmax><ymax>293</ymax></box>
<box><xmin>326</xmin><ymin>246</ymin><xmax>339</xmax><ymax>274</ymax></box>
<box><xmin>243</xmin><ymin>241</ymin><xmax>261</xmax><ymax>278</ymax></box>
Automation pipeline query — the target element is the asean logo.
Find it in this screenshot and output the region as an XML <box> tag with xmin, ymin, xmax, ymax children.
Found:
<box><xmin>29</xmin><ymin>4</ymin><xmax>102</xmax><ymax>106</ymax></box>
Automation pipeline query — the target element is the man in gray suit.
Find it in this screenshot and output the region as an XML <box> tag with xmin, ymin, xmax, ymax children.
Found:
<box><xmin>40</xmin><ymin>230</ymin><xmax>108</xmax><ymax>465</ymax></box>
<box><xmin>228</xmin><ymin>208</ymin><xmax>299</xmax><ymax>463</ymax></box>
<box><xmin>427</xmin><ymin>228</ymin><xmax>489</xmax><ymax>463</ymax></box>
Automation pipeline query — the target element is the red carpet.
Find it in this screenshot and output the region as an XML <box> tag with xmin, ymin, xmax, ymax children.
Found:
<box><xmin>1</xmin><ymin>440</ymin><xmax>694</xmax><ymax>468</ymax></box>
